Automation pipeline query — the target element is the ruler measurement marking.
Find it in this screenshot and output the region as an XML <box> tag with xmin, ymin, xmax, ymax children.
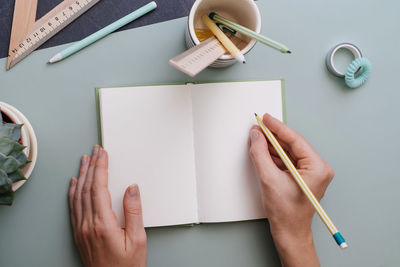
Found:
<box><xmin>169</xmin><ymin>37</ymin><xmax>227</xmax><ymax>77</ymax></box>
<box><xmin>170</xmin><ymin>33</ymin><xmax>246</xmax><ymax>77</ymax></box>
<box><xmin>8</xmin><ymin>0</ymin><xmax>99</xmax><ymax>68</ymax></box>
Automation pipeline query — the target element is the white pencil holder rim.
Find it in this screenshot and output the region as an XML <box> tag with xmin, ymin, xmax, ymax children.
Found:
<box><xmin>187</xmin><ymin>0</ymin><xmax>261</xmax><ymax>65</ymax></box>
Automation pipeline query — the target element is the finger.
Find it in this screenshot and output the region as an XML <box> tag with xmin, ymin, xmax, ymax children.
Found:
<box><xmin>267</xmin><ymin>142</ymin><xmax>279</xmax><ymax>157</ymax></box>
<box><xmin>262</xmin><ymin>113</ymin><xmax>319</xmax><ymax>161</ymax></box>
<box><xmin>271</xmin><ymin>155</ymin><xmax>286</xmax><ymax>170</ymax></box>
<box><xmin>251</xmin><ymin>126</ymin><xmax>288</xmax><ymax>170</ymax></box>
<box><xmin>249</xmin><ymin>127</ymin><xmax>280</xmax><ymax>182</ymax></box>
<box><xmin>91</xmin><ymin>149</ymin><xmax>117</xmax><ymax>223</ymax></box>
<box><xmin>124</xmin><ymin>184</ymin><xmax>145</xmax><ymax>240</ymax></box>
<box><xmin>255</xmin><ymin>125</ymin><xmax>292</xmax><ymax>158</ymax></box>
<box><xmin>81</xmin><ymin>145</ymin><xmax>101</xmax><ymax>223</ymax></box>
<box><xmin>69</xmin><ymin>177</ymin><xmax>78</xmax><ymax>227</ymax></box>
<box><xmin>73</xmin><ymin>155</ymin><xmax>90</xmax><ymax>227</ymax></box>
<box><xmin>268</xmin><ymin>141</ymin><xmax>297</xmax><ymax>166</ymax></box>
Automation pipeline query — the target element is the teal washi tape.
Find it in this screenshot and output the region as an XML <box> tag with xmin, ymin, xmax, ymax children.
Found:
<box><xmin>326</xmin><ymin>43</ymin><xmax>372</xmax><ymax>88</ymax></box>
<box><xmin>326</xmin><ymin>43</ymin><xmax>362</xmax><ymax>78</ymax></box>
<box><xmin>345</xmin><ymin>58</ymin><xmax>372</xmax><ymax>88</ymax></box>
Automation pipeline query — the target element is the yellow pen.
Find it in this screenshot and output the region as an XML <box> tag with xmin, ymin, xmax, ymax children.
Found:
<box><xmin>201</xmin><ymin>15</ymin><xmax>246</xmax><ymax>64</ymax></box>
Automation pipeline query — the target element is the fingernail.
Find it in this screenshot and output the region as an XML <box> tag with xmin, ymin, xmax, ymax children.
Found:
<box><xmin>93</xmin><ymin>145</ymin><xmax>100</xmax><ymax>155</ymax></box>
<box><xmin>250</xmin><ymin>130</ymin><xmax>260</xmax><ymax>142</ymax></box>
<box><xmin>70</xmin><ymin>178</ymin><xmax>77</xmax><ymax>185</ymax></box>
<box><xmin>82</xmin><ymin>155</ymin><xmax>88</xmax><ymax>164</ymax></box>
<box><xmin>129</xmin><ymin>184</ymin><xmax>139</xmax><ymax>197</ymax></box>
<box><xmin>99</xmin><ymin>148</ymin><xmax>106</xmax><ymax>158</ymax></box>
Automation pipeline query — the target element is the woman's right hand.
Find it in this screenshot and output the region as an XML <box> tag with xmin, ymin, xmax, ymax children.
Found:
<box><xmin>249</xmin><ymin>114</ymin><xmax>334</xmax><ymax>267</ymax></box>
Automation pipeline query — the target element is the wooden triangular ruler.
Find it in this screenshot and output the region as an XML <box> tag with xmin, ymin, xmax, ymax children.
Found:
<box><xmin>7</xmin><ymin>0</ymin><xmax>101</xmax><ymax>70</ymax></box>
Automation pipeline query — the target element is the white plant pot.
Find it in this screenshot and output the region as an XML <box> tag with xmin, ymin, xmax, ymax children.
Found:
<box><xmin>0</xmin><ymin>101</ymin><xmax>38</xmax><ymax>191</ymax></box>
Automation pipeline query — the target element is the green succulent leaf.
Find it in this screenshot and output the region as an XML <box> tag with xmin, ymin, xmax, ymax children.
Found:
<box><xmin>1</xmin><ymin>155</ymin><xmax>22</xmax><ymax>173</ymax></box>
<box><xmin>0</xmin><ymin>182</ymin><xmax>12</xmax><ymax>194</ymax></box>
<box><xmin>2</xmin><ymin>123</ymin><xmax>23</xmax><ymax>141</ymax></box>
<box><xmin>14</xmin><ymin>152</ymin><xmax>29</xmax><ymax>168</ymax></box>
<box><xmin>0</xmin><ymin>191</ymin><xmax>14</xmax><ymax>205</ymax></box>
<box><xmin>0</xmin><ymin>152</ymin><xmax>6</xmax><ymax>166</ymax></box>
<box><xmin>0</xmin><ymin>151</ymin><xmax>28</xmax><ymax>172</ymax></box>
<box><xmin>0</xmin><ymin>137</ymin><xmax>25</xmax><ymax>156</ymax></box>
<box><xmin>0</xmin><ymin>126</ymin><xmax>13</xmax><ymax>139</ymax></box>
<box><xmin>0</xmin><ymin>169</ymin><xmax>12</xmax><ymax>194</ymax></box>
<box><xmin>8</xmin><ymin>169</ymin><xmax>26</xmax><ymax>183</ymax></box>
<box><xmin>11</xmin><ymin>124</ymin><xmax>22</xmax><ymax>141</ymax></box>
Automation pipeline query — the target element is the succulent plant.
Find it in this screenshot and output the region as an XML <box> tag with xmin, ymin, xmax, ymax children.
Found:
<box><xmin>0</xmin><ymin>112</ymin><xmax>29</xmax><ymax>205</ymax></box>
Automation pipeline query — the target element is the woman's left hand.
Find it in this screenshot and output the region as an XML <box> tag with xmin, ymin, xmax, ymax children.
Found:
<box><xmin>69</xmin><ymin>145</ymin><xmax>147</xmax><ymax>267</ymax></box>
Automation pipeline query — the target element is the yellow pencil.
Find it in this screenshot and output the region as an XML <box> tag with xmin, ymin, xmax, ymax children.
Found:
<box><xmin>254</xmin><ymin>113</ymin><xmax>348</xmax><ymax>249</ymax></box>
<box><xmin>201</xmin><ymin>15</ymin><xmax>246</xmax><ymax>64</ymax></box>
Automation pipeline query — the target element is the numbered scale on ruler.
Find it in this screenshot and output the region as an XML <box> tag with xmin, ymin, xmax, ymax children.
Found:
<box><xmin>169</xmin><ymin>37</ymin><xmax>226</xmax><ymax>77</ymax></box>
<box><xmin>7</xmin><ymin>0</ymin><xmax>100</xmax><ymax>70</ymax></box>
<box><xmin>169</xmin><ymin>33</ymin><xmax>247</xmax><ymax>77</ymax></box>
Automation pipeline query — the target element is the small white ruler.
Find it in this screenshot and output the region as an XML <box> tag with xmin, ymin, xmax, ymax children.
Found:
<box><xmin>169</xmin><ymin>34</ymin><xmax>247</xmax><ymax>77</ymax></box>
<box><xmin>7</xmin><ymin>0</ymin><xmax>101</xmax><ymax>69</ymax></box>
<box><xmin>169</xmin><ymin>37</ymin><xmax>225</xmax><ymax>77</ymax></box>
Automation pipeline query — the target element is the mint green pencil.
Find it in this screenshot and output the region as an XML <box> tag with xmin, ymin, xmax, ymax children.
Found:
<box><xmin>48</xmin><ymin>1</ymin><xmax>157</xmax><ymax>63</ymax></box>
<box><xmin>209</xmin><ymin>12</ymin><xmax>291</xmax><ymax>54</ymax></box>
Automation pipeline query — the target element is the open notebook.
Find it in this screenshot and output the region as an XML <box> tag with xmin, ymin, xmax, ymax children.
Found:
<box><xmin>96</xmin><ymin>80</ymin><xmax>285</xmax><ymax>227</ymax></box>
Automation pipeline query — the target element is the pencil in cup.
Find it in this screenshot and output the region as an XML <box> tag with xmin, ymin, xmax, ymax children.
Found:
<box><xmin>209</xmin><ymin>12</ymin><xmax>291</xmax><ymax>54</ymax></box>
<box><xmin>254</xmin><ymin>114</ymin><xmax>347</xmax><ymax>249</ymax></box>
<box><xmin>201</xmin><ymin>15</ymin><xmax>246</xmax><ymax>64</ymax></box>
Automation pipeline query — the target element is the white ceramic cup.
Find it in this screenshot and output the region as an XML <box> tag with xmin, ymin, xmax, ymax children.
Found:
<box><xmin>186</xmin><ymin>0</ymin><xmax>261</xmax><ymax>68</ymax></box>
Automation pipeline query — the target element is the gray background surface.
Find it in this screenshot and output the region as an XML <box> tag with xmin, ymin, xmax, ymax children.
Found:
<box><xmin>1</xmin><ymin>0</ymin><xmax>399</xmax><ymax>266</ymax></box>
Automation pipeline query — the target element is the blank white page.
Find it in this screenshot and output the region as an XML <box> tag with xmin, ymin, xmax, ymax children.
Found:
<box><xmin>191</xmin><ymin>80</ymin><xmax>283</xmax><ymax>222</ymax></box>
<box><xmin>99</xmin><ymin>85</ymin><xmax>199</xmax><ymax>227</ymax></box>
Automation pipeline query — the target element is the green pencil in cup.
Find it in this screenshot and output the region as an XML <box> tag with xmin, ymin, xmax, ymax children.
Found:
<box><xmin>48</xmin><ymin>1</ymin><xmax>157</xmax><ymax>63</ymax></box>
<box><xmin>209</xmin><ymin>12</ymin><xmax>291</xmax><ymax>54</ymax></box>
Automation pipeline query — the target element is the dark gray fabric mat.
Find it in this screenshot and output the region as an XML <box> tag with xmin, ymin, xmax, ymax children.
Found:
<box><xmin>0</xmin><ymin>0</ymin><xmax>195</xmax><ymax>58</ymax></box>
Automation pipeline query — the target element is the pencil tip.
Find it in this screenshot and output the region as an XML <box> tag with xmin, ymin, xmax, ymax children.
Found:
<box><xmin>254</xmin><ymin>113</ymin><xmax>258</xmax><ymax>117</ymax></box>
<box><xmin>287</xmin><ymin>50</ymin><xmax>292</xmax><ymax>54</ymax></box>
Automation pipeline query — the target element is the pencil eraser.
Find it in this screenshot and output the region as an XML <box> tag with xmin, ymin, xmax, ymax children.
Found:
<box><xmin>333</xmin><ymin>232</ymin><xmax>348</xmax><ymax>249</ymax></box>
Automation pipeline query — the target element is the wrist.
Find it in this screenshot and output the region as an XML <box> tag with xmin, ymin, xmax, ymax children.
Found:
<box><xmin>271</xmin><ymin>225</ymin><xmax>314</xmax><ymax>250</ymax></box>
<box><xmin>269</xmin><ymin>218</ymin><xmax>312</xmax><ymax>239</ymax></box>
<box><xmin>269</xmin><ymin>223</ymin><xmax>320</xmax><ymax>267</ymax></box>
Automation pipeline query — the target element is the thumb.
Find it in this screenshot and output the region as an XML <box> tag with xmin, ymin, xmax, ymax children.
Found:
<box><xmin>249</xmin><ymin>127</ymin><xmax>280</xmax><ymax>182</ymax></box>
<box><xmin>123</xmin><ymin>184</ymin><xmax>145</xmax><ymax>238</ymax></box>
